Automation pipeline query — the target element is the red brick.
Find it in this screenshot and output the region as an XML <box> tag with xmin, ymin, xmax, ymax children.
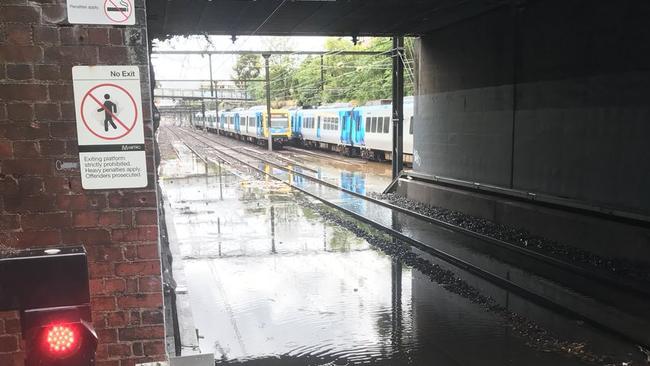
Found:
<box><xmin>88</xmin><ymin>262</ymin><xmax>112</xmax><ymax>279</ymax></box>
<box><xmin>143</xmin><ymin>341</ymin><xmax>165</xmax><ymax>356</ymax></box>
<box><xmin>91</xmin><ymin>296</ymin><xmax>117</xmax><ymax>311</ymax></box>
<box><xmin>61</xmin><ymin>228</ymin><xmax>111</xmax><ymax>245</ymax></box>
<box><xmin>108</xmin><ymin>192</ymin><xmax>156</xmax><ymax>208</ymax></box>
<box><xmin>117</xmin><ymin>293</ymin><xmax>161</xmax><ymax>309</ymax></box>
<box><xmin>12</xmin><ymin>141</ymin><xmax>39</xmax><ymax>157</ymax></box>
<box><xmin>0</xmin><ymin>122</ymin><xmax>49</xmax><ymax>140</ymax></box>
<box><xmin>112</xmin><ymin>227</ymin><xmax>157</xmax><ymax>242</ymax></box>
<box><xmin>5</xmin><ymin>23</ymin><xmax>33</xmax><ymax>46</ymax></box>
<box><xmin>96</xmin><ymin>328</ymin><xmax>118</xmax><ymax>343</ymax></box>
<box><xmin>126</xmin><ymin>279</ymin><xmax>138</xmax><ymax>293</ymax></box>
<box><xmin>141</xmin><ymin>310</ymin><xmax>163</xmax><ymax>326</ymax></box>
<box><xmin>34</xmin><ymin>102</ymin><xmax>60</xmax><ymax>120</ymax></box>
<box><xmin>87</xmin><ymin>245</ymin><xmax>124</xmax><ymax>264</ymax></box>
<box><xmin>135</xmin><ymin>210</ymin><xmax>157</xmax><ymax>226</ymax></box>
<box><xmin>132</xmin><ymin>342</ymin><xmax>143</xmax><ymax>356</ymax></box>
<box><xmin>60</xmin><ymin>102</ymin><xmax>75</xmax><ymax>120</ymax></box>
<box><xmin>3</xmin><ymin>318</ymin><xmax>20</xmax><ymax>334</ymax></box>
<box><xmin>109</xmin><ymin>29</ymin><xmax>123</xmax><ymax>45</ymax></box>
<box><xmin>115</xmin><ymin>261</ymin><xmax>160</xmax><ymax>276</ymax></box>
<box><xmin>138</xmin><ymin>277</ymin><xmax>161</xmax><ymax>293</ymax></box>
<box><xmin>43</xmin><ymin>176</ymin><xmax>70</xmax><ymax>193</ymax></box>
<box><xmin>136</xmin><ymin>245</ymin><xmax>159</xmax><ymax>260</ymax></box>
<box><xmin>73</xmin><ymin>211</ymin><xmax>122</xmax><ymax>227</ymax></box>
<box><xmin>1</xmin><ymin>159</ymin><xmax>51</xmax><ymax>176</ymax></box>
<box><xmin>15</xmin><ymin>230</ymin><xmax>61</xmax><ymax>247</ymax></box>
<box><xmin>118</xmin><ymin>326</ymin><xmax>164</xmax><ymax>341</ymax></box>
<box><xmin>3</xmin><ymin>194</ymin><xmax>59</xmax><ymax>212</ymax></box>
<box><xmin>17</xmin><ymin>176</ymin><xmax>45</xmax><ymax>195</ymax></box>
<box><xmin>0</xmin><ymin>141</ymin><xmax>12</xmax><ymax>158</ymax></box>
<box><xmin>34</xmin><ymin>65</ymin><xmax>61</xmax><ymax>81</ymax></box>
<box><xmin>105</xmin><ymin>312</ymin><xmax>127</xmax><ymax>328</ymax></box>
<box><xmin>47</xmin><ymin>84</ymin><xmax>73</xmax><ymax>102</ymax></box>
<box><xmin>98</xmin><ymin>47</ymin><xmax>127</xmax><ymax>63</ymax></box>
<box><xmin>0</xmin><ymin>84</ymin><xmax>47</xmax><ymax>101</ymax></box>
<box><xmin>49</xmin><ymin>121</ymin><xmax>76</xmax><ymax>138</ymax></box>
<box><xmin>0</xmin><ymin>46</ymin><xmax>43</xmax><ymax>63</ymax></box>
<box><xmin>34</xmin><ymin>26</ymin><xmax>59</xmax><ymax>45</ymax></box>
<box><xmin>56</xmin><ymin>194</ymin><xmax>107</xmax><ymax>211</ymax></box>
<box><xmin>39</xmin><ymin>140</ymin><xmax>66</xmax><ymax>156</ymax></box>
<box><xmin>107</xmin><ymin>343</ymin><xmax>131</xmax><ymax>357</ymax></box>
<box><xmin>7</xmin><ymin>103</ymin><xmax>34</xmax><ymax>121</ymax></box>
<box><xmin>44</xmin><ymin>46</ymin><xmax>97</xmax><ymax>64</ymax></box>
<box><xmin>0</xmin><ymin>353</ymin><xmax>25</xmax><ymax>366</ymax></box>
<box><xmin>0</xmin><ymin>6</ymin><xmax>40</xmax><ymax>23</ymax></box>
<box><xmin>0</xmin><ymin>214</ymin><xmax>20</xmax><ymax>230</ymax></box>
<box><xmin>0</xmin><ymin>335</ymin><xmax>18</xmax><ymax>352</ymax></box>
<box><xmin>6</xmin><ymin>64</ymin><xmax>32</xmax><ymax>80</ymax></box>
<box><xmin>40</xmin><ymin>5</ymin><xmax>66</xmax><ymax>24</ymax></box>
<box><xmin>87</xmin><ymin>28</ymin><xmax>109</xmax><ymax>45</ymax></box>
<box><xmin>21</xmin><ymin>212</ymin><xmax>69</xmax><ymax>229</ymax></box>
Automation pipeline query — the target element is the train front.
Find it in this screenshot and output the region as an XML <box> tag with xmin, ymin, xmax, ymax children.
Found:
<box><xmin>266</xmin><ymin>109</ymin><xmax>291</xmax><ymax>144</ymax></box>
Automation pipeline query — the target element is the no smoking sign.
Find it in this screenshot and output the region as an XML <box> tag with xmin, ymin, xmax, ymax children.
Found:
<box><xmin>67</xmin><ymin>0</ymin><xmax>135</xmax><ymax>25</ymax></box>
<box><xmin>73</xmin><ymin>66</ymin><xmax>147</xmax><ymax>190</ymax></box>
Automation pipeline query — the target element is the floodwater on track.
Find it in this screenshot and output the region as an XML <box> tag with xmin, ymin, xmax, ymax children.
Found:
<box><xmin>159</xmin><ymin>141</ymin><xmax>644</xmax><ymax>366</ymax></box>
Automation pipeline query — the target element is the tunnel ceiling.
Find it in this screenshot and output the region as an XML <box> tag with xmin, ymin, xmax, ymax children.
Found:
<box><xmin>146</xmin><ymin>0</ymin><xmax>506</xmax><ymax>40</ymax></box>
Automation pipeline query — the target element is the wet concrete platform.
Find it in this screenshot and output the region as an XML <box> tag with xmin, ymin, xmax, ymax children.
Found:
<box><xmin>158</xmin><ymin>130</ymin><xmax>646</xmax><ymax>365</ymax></box>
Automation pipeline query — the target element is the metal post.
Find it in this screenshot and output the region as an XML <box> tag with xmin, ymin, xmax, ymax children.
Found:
<box><xmin>391</xmin><ymin>36</ymin><xmax>405</xmax><ymax>179</ymax></box>
<box><xmin>201</xmin><ymin>99</ymin><xmax>206</xmax><ymax>131</ymax></box>
<box><xmin>209</xmin><ymin>54</ymin><xmax>219</xmax><ymax>135</ymax></box>
<box><xmin>320</xmin><ymin>54</ymin><xmax>324</xmax><ymax>104</ymax></box>
<box><xmin>263</xmin><ymin>54</ymin><xmax>273</xmax><ymax>152</ymax></box>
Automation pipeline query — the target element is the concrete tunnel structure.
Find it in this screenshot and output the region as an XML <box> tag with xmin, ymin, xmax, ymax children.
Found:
<box><xmin>1</xmin><ymin>0</ymin><xmax>649</xmax><ymax>364</ymax></box>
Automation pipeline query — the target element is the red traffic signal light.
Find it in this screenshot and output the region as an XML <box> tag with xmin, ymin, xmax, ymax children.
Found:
<box><xmin>23</xmin><ymin>306</ymin><xmax>98</xmax><ymax>366</ymax></box>
<box><xmin>45</xmin><ymin>324</ymin><xmax>80</xmax><ymax>356</ymax></box>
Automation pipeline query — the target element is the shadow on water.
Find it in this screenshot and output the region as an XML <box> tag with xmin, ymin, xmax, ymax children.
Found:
<box><xmin>160</xmin><ymin>152</ymin><xmax>645</xmax><ymax>366</ymax></box>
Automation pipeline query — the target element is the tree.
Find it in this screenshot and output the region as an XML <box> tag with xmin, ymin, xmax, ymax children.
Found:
<box><xmin>232</xmin><ymin>54</ymin><xmax>261</xmax><ymax>87</ymax></box>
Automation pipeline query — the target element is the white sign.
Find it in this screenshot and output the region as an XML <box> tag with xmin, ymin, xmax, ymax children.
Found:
<box><xmin>67</xmin><ymin>0</ymin><xmax>135</xmax><ymax>25</ymax></box>
<box><xmin>72</xmin><ymin>66</ymin><xmax>147</xmax><ymax>189</ymax></box>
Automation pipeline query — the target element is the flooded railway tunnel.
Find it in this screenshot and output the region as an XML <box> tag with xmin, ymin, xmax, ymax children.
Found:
<box><xmin>150</xmin><ymin>1</ymin><xmax>650</xmax><ymax>364</ymax></box>
<box><xmin>155</xmin><ymin>124</ymin><xmax>648</xmax><ymax>365</ymax></box>
<box><xmin>1</xmin><ymin>0</ymin><xmax>647</xmax><ymax>364</ymax></box>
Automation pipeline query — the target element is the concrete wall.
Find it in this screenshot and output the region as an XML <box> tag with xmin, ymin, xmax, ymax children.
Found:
<box><xmin>0</xmin><ymin>0</ymin><xmax>165</xmax><ymax>364</ymax></box>
<box><xmin>414</xmin><ymin>0</ymin><xmax>650</xmax><ymax>215</ymax></box>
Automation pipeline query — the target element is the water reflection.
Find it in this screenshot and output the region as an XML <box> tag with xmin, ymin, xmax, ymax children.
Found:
<box><xmin>160</xmin><ymin>159</ymin><xmax>642</xmax><ymax>366</ymax></box>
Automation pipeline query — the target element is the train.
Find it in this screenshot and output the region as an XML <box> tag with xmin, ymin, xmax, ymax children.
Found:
<box><xmin>192</xmin><ymin>97</ymin><xmax>414</xmax><ymax>163</ymax></box>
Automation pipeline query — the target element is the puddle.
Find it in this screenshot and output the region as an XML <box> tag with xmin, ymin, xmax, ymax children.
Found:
<box><xmin>159</xmin><ymin>142</ymin><xmax>644</xmax><ymax>366</ymax></box>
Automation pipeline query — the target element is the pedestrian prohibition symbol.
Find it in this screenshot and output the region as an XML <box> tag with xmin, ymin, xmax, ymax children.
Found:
<box><xmin>72</xmin><ymin>66</ymin><xmax>147</xmax><ymax>190</ymax></box>
<box><xmin>80</xmin><ymin>83</ymin><xmax>138</xmax><ymax>140</ymax></box>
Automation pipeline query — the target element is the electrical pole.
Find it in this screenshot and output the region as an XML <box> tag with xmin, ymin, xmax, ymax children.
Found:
<box><xmin>263</xmin><ymin>53</ymin><xmax>272</xmax><ymax>152</ymax></box>
<box><xmin>320</xmin><ymin>54</ymin><xmax>324</xmax><ymax>104</ymax></box>
<box><xmin>209</xmin><ymin>54</ymin><xmax>219</xmax><ymax>135</ymax></box>
<box><xmin>391</xmin><ymin>36</ymin><xmax>405</xmax><ymax>179</ymax></box>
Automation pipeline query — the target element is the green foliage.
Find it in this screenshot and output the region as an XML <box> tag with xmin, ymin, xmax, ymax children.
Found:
<box><xmin>232</xmin><ymin>37</ymin><xmax>415</xmax><ymax>106</ymax></box>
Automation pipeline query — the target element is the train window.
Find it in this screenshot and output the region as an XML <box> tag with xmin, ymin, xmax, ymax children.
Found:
<box><xmin>365</xmin><ymin>117</ymin><xmax>371</xmax><ymax>132</ymax></box>
<box><xmin>383</xmin><ymin>117</ymin><xmax>390</xmax><ymax>133</ymax></box>
<box><xmin>409</xmin><ymin>116</ymin><xmax>413</xmax><ymax>134</ymax></box>
<box><xmin>371</xmin><ymin>117</ymin><xmax>377</xmax><ymax>133</ymax></box>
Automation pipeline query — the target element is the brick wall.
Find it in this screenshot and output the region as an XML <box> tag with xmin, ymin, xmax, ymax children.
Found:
<box><xmin>0</xmin><ymin>0</ymin><xmax>165</xmax><ymax>365</ymax></box>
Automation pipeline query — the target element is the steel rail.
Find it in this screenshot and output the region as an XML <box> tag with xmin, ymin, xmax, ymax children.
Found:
<box><xmin>167</xmin><ymin>126</ymin><xmax>649</xmax><ymax>348</ymax></box>
<box><xmin>181</xmin><ymin>127</ymin><xmax>650</xmax><ymax>297</ymax></box>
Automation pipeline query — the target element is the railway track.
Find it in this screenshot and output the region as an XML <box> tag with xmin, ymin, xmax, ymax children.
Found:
<box><xmin>166</xmin><ymin>125</ymin><xmax>650</xmax><ymax>348</ymax></box>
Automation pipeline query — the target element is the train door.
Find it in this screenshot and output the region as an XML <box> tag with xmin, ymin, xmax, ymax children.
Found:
<box><xmin>350</xmin><ymin>109</ymin><xmax>363</xmax><ymax>146</ymax></box>
<box><xmin>316</xmin><ymin>116</ymin><xmax>321</xmax><ymax>139</ymax></box>
<box><xmin>256</xmin><ymin>112</ymin><xmax>263</xmax><ymax>137</ymax></box>
<box><xmin>339</xmin><ymin>110</ymin><xmax>351</xmax><ymax>145</ymax></box>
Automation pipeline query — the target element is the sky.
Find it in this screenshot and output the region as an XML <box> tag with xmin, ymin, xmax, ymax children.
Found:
<box><xmin>151</xmin><ymin>35</ymin><xmax>330</xmax><ymax>91</ymax></box>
